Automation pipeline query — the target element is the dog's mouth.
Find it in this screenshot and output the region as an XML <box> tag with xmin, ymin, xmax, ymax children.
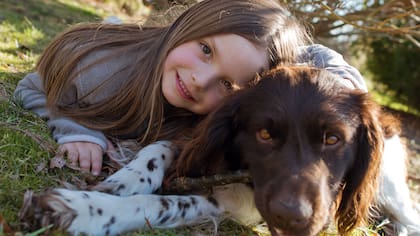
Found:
<box><xmin>268</xmin><ymin>224</ymin><xmax>322</xmax><ymax>236</ymax></box>
<box><xmin>269</xmin><ymin>226</ymin><xmax>291</xmax><ymax>236</ymax></box>
<box><xmin>267</xmin><ymin>223</ymin><xmax>309</xmax><ymax>236</ymax></box>
<box><xmin>261</xmin><ymin>203</ymin><xmax>324</xmax><ymax>236</ymax></box>
<box><xmin>264</xmin><ymin>209</ymin><xmax>332</xmax><ymax>236</ymax></box>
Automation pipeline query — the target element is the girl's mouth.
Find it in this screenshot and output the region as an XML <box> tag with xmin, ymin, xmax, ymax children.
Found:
<box><xmin>176</xmin><ymin>72</ymin><xmax>195</xmax><ymax>102</ymax></box>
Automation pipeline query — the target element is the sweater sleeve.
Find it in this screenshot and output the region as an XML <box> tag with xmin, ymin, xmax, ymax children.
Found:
<box><xmin>13</xmin><ymin>72</ymin><xmax>108</xmax><ymax>150</ymax></box>
<box><xmin>297</xmin><ymin>44</ymin><xmax>368</xmax><ymax>91</ymax></box>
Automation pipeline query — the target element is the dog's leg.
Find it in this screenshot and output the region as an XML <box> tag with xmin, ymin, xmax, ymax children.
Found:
<box><xmin>93</xmin><ymin>141</ymin><xmax>177</xmax><ymax>196</ymax></box>
<box><xmin>378</xmin><ymin>135</ymin><xmax>420</xmax><ymax>235</ymax></box>
<box><xmin>211</xmin><ymin>183</ymin><xmax>262</xmax><ymax>226</ymax></box>
<box><xmin>29</xmin><ymin>188</ymin><xmax>221</xmax><ymax>236</ymax></box>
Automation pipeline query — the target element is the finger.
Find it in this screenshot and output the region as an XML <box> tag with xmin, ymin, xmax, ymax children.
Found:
<box><xmin>78</xmin><ymin>148</ymin><xmax>92</xmax><ymax>173</ymax></box>
<box><xmin>90</xmin><ymin>148</ymin><xmax>103</xmax><ymax>176</ymax></box>
<box><xmin>67</xmin><ymin>151</ymin><xmax>79</xmax><ymax>166</ymax></box>
<box><xmin>59</xmin><ymin>144</ymin><xmax>78</xmax><ymax>166</ymax></box>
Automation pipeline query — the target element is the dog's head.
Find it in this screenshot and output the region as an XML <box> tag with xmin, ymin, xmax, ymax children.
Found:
<box><xmin>177</xmin><ymin>66</ymin><xmax>384</xmax><ymax>235</ymax></box>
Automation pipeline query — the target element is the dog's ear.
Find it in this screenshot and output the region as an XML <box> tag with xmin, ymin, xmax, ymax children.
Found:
<box><xmin>174</xmin><ymin>93</ymin><xmax>244</xmax><ymax>178</ymax></box>
<box><xmin>336</xmin><ymin>91</ymin><xmax>384</xmax><ymax>234</ymax></box>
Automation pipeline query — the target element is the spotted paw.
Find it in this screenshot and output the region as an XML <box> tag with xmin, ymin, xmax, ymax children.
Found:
<box><xmin>93</xmin><ymin>141</ymin><xmax>177</xmax><ymax>196</ymax></box>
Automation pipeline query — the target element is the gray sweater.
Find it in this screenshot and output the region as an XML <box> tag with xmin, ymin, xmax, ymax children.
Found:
<box><xmin>14</xmin><ymin>44</ymin><xmax>367</xmax><ymax>151</ymax></box>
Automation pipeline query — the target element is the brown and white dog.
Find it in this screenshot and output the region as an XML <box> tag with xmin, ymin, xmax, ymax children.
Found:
<box><xmin>20</xmin><ymin>66</ymin><xmax>420</xmax><ymax>236</ymax></box>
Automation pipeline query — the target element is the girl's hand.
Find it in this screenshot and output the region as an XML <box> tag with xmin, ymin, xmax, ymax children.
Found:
<box><xmin>59</xmin><ymin>141</ymin><xmax>111</xmax><ymax>176</ymax></box>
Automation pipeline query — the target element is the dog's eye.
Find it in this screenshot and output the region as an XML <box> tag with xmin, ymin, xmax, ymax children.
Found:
<box><xmin>324</xmin><ymin>134</ymin><xmax>339</xmax><ymax>145</ymax></box>
<box><xmin>256</xmin><ymin>129</ymin><xmax>272</xmax><ymax>143</ymax></box>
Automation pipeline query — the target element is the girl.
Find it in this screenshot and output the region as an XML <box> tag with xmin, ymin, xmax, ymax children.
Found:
<box><xmin>14</xmin><ymin>0</ymin><xmax>366</xmax><ymax>176</ymax></box>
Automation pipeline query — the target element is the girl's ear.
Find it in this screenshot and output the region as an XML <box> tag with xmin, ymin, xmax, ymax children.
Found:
<box><xmin>175</xmin><ymin>93</ymin><xmax>243</xmax><ymax>178</ymax></box>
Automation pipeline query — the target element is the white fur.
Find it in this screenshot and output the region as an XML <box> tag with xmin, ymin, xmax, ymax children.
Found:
<box><xmin>212</xmin><ymin>183</ymin><xmax>262</xmax><ymax>225</ymax></box>
<box><xmin>378</xmin><ymin>135</ymin><xmax>420</xmax><ymax>235</ymax></box>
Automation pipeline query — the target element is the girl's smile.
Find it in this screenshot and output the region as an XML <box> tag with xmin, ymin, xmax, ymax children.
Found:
<box><xmin>175</xmin><ymin>71</ymin><xmax>195</xmax><ymax>102</ymax></box>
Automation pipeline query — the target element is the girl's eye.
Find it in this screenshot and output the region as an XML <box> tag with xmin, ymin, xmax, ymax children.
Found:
<box><xmin>220</xmin><ymin>79</ymin><xmax>233</xmax><ymax>91</ymax></box>
<box><xmin>200</xmin><ymin>43</ymin><xmax>212</xmax><ymax>55</ymax></box>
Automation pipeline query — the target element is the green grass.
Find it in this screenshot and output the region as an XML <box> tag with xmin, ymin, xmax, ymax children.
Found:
<box><xmin>0</xmin><ymin>0</ymin><xmax>99</xmax><ymax>232</ymax></box>
<box><xmin>0</xmin><ymin>1</ymin><xmax>395</xmax><ymax>235</ymax></box>
<box><xmin>363</xmin><ymin>70</ymin><xmax>420</xmax><ymax>117</ymax></box>
<box><xmin>371</xmin><ymin>89</ymin><xmax>420</xmax><ymax>116</ymax></box>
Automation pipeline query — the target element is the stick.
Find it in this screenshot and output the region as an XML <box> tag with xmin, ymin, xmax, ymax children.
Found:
<box><xmin>162</xmin><ymin>171</ymin><xmax>252</xmax><ymax>194</ymax></box>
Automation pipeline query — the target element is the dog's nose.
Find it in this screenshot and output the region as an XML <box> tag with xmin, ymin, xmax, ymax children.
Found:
<box><xmin>269</xmin><ymin>198</ymin><xmax>313</xmax><ymax>229</ymax></box>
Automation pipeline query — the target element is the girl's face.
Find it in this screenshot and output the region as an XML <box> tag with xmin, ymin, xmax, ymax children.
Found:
<box><xmin>162</xmin><ymin>34</ymin><xmax>269</xmax><ymax>114</ymax></box>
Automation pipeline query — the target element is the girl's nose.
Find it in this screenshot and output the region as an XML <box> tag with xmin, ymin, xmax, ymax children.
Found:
<box><xmin>191</xmin><ymin>70</ymin><xmax>217</xmax><ymax>91</ymax></box>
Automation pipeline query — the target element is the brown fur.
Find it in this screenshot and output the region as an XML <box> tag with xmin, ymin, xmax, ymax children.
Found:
<box><xmin>172</xmin><ymin>66</ymin><xmax>398</xmax><ymax>235</ymax></box>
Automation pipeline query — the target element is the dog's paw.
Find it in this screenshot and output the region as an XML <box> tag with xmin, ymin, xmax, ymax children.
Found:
<box><xmin>93</xmin><ymin>141</ymin><xmax>177</xmax><ymax>196</ymax></box>
<box><xmin>20</xmin><ymin>189</ymin><xmax>132</xmax><ymax>236</ymax></box>
<box><xmin>19</xmin><ymin>189</ymin><xmax>77</xmax><ymax>232</ymax></box>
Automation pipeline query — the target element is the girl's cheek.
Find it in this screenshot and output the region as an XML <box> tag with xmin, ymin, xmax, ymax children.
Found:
<box><xmin>207</xmin><ymin>93</ymin><xmax>225</xmax><ymax>112</ymax></box>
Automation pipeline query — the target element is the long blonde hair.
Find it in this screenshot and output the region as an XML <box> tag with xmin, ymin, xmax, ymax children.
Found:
<box><xmin>37</xmin><ymin>0</ymin><xmax>311</xmax><ymax>145</ymax></box>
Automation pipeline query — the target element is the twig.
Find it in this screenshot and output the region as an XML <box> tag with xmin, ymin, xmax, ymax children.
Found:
<box><xmin>408</xmin><ymin>175</ymin><xmax>420</xmax><ymax>183</ymax></box>
<box><xmin>162</xmin><ymin>171</ymin><xmax>252</xmax><ymax>194</ymax></box>
<box><xmin>319</xmin><ymin>3</ymin><xmax>420</xmax><ymax>36</ymax></box>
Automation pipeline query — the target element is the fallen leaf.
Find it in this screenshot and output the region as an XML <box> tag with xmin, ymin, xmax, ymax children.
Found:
<box><xmin>49</xmin><ymin>155</ymin><xmax>66</xmax><ymax>169</ymax></box>
<box><xmin>35</xmin><ymin>162</ymin><xmax>46</xmax><ymax>173</ymax></box>
<box><xmin>0</xmin><ymin>212</ymin><xmax>13</xmax><ymax>234</ymax></box>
